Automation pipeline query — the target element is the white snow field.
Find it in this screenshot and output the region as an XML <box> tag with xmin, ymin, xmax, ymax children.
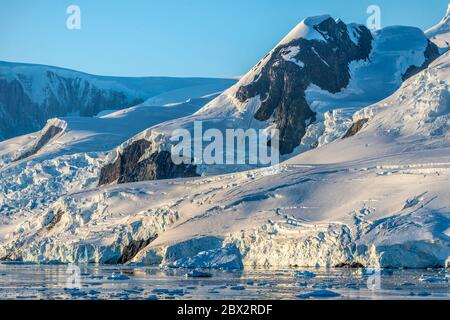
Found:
<box><xmin>426</xmin><ymin>4</ymin><xmax>450</xmax><ymax>52</ymax></box>
<box><xmin>1</xmin><ymin>52</ymin><xmax>449</xmax><ymax>269</ymax></box>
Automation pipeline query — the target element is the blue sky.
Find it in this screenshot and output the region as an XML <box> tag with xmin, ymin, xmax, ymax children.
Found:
<box><xmin>0</xmin><ymin>0</ymin><xmax>448</xmax><ymax>77</ymax></box>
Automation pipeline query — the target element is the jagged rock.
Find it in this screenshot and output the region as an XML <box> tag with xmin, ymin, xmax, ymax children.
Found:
<box><xmin>15</xmin><ymin>125</ymin><xmax>64</xmax><ymax>161</ymax></box>
<box><xmin>342</xmin><ymin>119</ymin><xmax>369</xmax><ymax>139</ymax></box>
<box><xmin>236</xmin><ymin>17</ymin><xmax>373</xmax><ymax>154</ymax></box>
<box><xmin>335</xmin><ymin>261</ymin><xmax>365</xmax><ymax>268</ymax></box>
<box><xmin>46</xmin><ymin>209</ymin><xmax>64</xmax><ymax>232</ymax></box>
<box><xmin>118</xmin><ymin>235</ymin><xmax>158</xmax><ymax>264</ymax></box>
<box><xmin>0</xmin><ymin>71</ymin><xmax>143</xmax><ymax>140</ymax></box>
<box><xmin>402</xmin><ymin>41</ymin><xmax>441</xmax><ymax>80</ymax></box>
<box><xmin>98</xmin><ymin>139</ymin><xmax>198</xmax><ymax>186</ymax></box>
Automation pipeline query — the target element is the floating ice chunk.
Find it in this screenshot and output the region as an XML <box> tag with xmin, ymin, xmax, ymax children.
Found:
<box><xmin>152</xmin><ymin>288</ymin><xmax>184</xmax><ymax>296</ymax></box>
<box><xmin>419</xmin><ymin>276</ymin><xmax>448</xmax><ymax>283</ymax></box>
<box><xmin>230</xmin><ymin>285</ymin><xmax>246</xmax><ymax>291</ymax></box>
<box><xmin>296</xmin><ymin>290</ymin><xmax>341</xmax><ymax>299</ymax></box>
<box><xmin>296</xmin><ymin>281</ymin><xmax>308</xmax><ymax>287</ymax></box>
<box><xmin>293</xmin><ymin>271</ymin><xmax>317</xmax><ymax>279</ymax></box>
<box><xmin>186</xmin><ymin>270</ymin><xmax>213</xmax><ymax>278</ymax></box>
<box><xmin>107</xmin><ymin>273</ymin><xmax>130</xmax><ymax>281</ymax></box>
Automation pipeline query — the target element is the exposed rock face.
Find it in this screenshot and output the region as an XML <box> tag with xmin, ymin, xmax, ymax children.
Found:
<box><xmin>334</xmin><ymin>261</ymin><xmax>365</xmax><ymax>268</ymax></box>
<box><xmin>0</xmin><ymin>79</ymin><xmax>42</xmax><ymax>141</ymax></box>
<box><xmin>0</xmin><ymin>62</ymin><xmax>237</xmax><ymax>141</ymax></box>
<box><xmin>15</xmin><ymin>125</ymin><xmax>64</xmax><ymax>161</ymax></box>
<box><xmin>236</xmin><ymin>18</ymin><xmax>373</xmax><ymax>155</ymax></box>
<box><xmin>118</xmin><ymin>235</ymin><xmax>158</xmax><ymax>264</ymax></box>
<box><xmin>402</xmin><ymin>41</ymin><xmax>441</xmax><ymax>80</ymax></box>
<box><xmin>0</xmin><ymin>72</ymin><xmax>143</xmax><ymax>140</ymax></box>
<box><xmin>45</xmin><ymin>209</ymin><xmax>65</xmax><ymax>232</ymax></box>
<box><xmin>96</xmin><ymin>17</ymin><xmax>442</xmax><ymax>186</ymax></box>
<box><xmin>342</xmin><ymin>118</ymin><xmax>369</xmax><ymax>139</ymax></box>
<box><xmin>98</xmin><ymin>139</ymin><xmax>199</xmax><ymax>186</ymax></box>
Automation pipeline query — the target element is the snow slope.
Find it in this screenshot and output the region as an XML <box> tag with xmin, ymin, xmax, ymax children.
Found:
<box><xmin>426</xmin><ymin>4</ymin><xmax>450</xmax><ymax>51</ymax></box>
<box><xmin>2</xmin><ymin>52</ymin><xmax>449</xmax><ymax>269</ymax></box>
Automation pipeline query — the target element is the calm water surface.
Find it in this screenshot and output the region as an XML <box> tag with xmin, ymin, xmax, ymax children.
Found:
<box><xmin>0</xmin><ymin>262</ymin><xmax>448</xmax><ymax>300</ymax></box>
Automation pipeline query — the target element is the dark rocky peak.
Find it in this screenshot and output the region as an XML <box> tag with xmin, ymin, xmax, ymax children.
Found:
<box><xmin>236</xmin><ymin>17</ymin><xmax>373</xmax><ymax>154</ymax></box>
<box><xmin>98</xmin><ymin>139</ymin><xmax>198</xmax><ymax>186</ymax></box>
<box><xmin>402</xmin><ymin>40</ymin><xmax>441</xmax><ymax>81</ymax></box>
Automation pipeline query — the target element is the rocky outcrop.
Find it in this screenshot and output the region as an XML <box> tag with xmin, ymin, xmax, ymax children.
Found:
<box><xmin>46</xmin><ymin>209</ymin><xmax>65</xmax><ymax>232</ymax></box>
<box><xmin>402</xmin><ymin>40</ymin><xmax>441</xmax><ymax>81</ymax></box>
<box><xmin>236</xmin><ymin>18</ymin><xmax>373</xmax><ymax>155</ymax></box>
<box><xmin>0</xmin><ymin>72</ymin><xmax>143</xmax><ymax>140</ymax></box>
<box><xmin>15</xmin><ymin>125</ymin><xmax>64</xmax><ymax>161</ymax></box>
<box><xmin>118</xmin><ymin>235</ymin><xmax>158</xmax><ymax>264</ymax></box>
<box><xmin>0</xmin><ymin>79</ymin><xmax>43</xmax><ymax>141</ymax></box>
<box><xmin>334</xmin><ymin>261</ymin><xmax>365</xmax><ymax>268</ymax></box>
<box><xmin>98</xmin><ymin>139</ymin><xmax>198</xmax><ymax>186</ymax></box>
<box><xmin>342</xmin><ymin>118</ymin><xmax>369</xmax><ymax>139</ymax></box>
<box><xmin>0</xmin><ymin>62</ymin><xmax>237</xmax><ymax>140</ymax></box>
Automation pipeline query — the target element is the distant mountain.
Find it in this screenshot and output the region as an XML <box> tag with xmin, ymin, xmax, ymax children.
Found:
<box><xmin>98</xmin><ymin>15</ymin><xmax>440</xmax><ymax>185</ymax></box>
<box><xmin>0</xmin><ymin>61</ymin><xmax>236</xmax><ymax>140</ymax></box>
<box><xmin>426</xmin><ymin>4</ymin><xmax>450</xmax><ymax>51</ymax></box>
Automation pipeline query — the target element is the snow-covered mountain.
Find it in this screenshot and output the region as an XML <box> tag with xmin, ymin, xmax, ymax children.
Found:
<box><xmin>0</xmin><ymin>61</ymin><xmax>236</xmax><ymax>140</ymax></box>
<box><xmin>1</xmin><ymin>9</ymin><xmax>449</xmax><ymax>270</ymax></box>
<box><xmin>426</xmin><ymin>4</ymin><xmax>450</xmax><ymax>51</ymax></box>
<box><xmin>97</xmin><ymin>16</ymin><xmax>439</xmax><ymax>186</ymax></box>
<box><xmin>1</xmin><ymin>51</ymin><xmax>449</xmax><ymax>268</ymax></box>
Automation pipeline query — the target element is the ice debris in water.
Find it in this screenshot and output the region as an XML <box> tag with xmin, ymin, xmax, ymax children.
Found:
<box><xmin>293</xmin><ymin>271</ymin><xmax>316</xmax><ymax>279</ymax></box>
<box><xmin>296</xmin><ymin>290</ymin><xmax>341</xmax><ymax>299</ymax></box>
<box><xmin>107</xmin><ymin>273</ymin><xmax>130</xmax><ymax>281</ymax></box>
<box><xmin>186</xmin><ymin>270</ymin><xmax>213</xmax><ymax>278</ymax></box>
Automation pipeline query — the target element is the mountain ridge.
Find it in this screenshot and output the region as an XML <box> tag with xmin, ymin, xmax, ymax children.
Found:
<box><xmin>0</xmin><ymin>61</ymin><xmax>236</xmax><ymax>140</ymax></box>
<box><xmin>98</xmin><ymin>16</ymin><xmax>440</xmax><ymax>186</ymax></box>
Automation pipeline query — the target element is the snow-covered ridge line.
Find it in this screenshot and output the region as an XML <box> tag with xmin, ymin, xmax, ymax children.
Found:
<box><xmin>13</xmin><ymin>118</ymin><xmax>68</xmax><ymax>161</ymax></box>
<box><xmin>426</xmin><ymin>4</ymin><xmax>450</xmax><ymax>51</ymax></box>
<box><xmin>0</xmin><ymin>60</ymin><xmax>237</xmax><ymax>140</ymax></box>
